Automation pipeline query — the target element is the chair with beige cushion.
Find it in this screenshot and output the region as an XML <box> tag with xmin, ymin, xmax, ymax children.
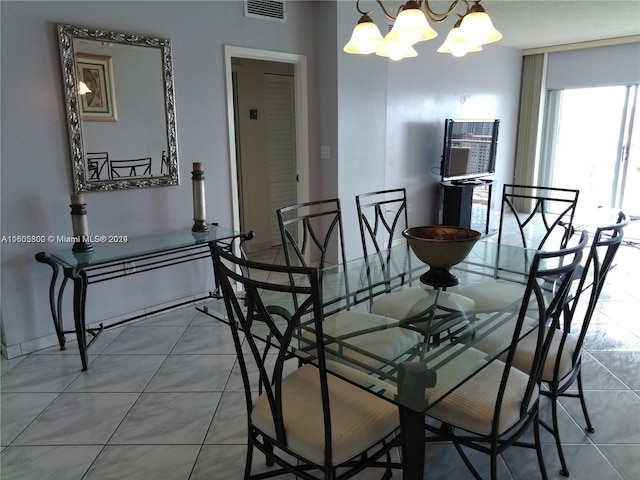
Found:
<box><xmin>478</xmin><ymin>213</ymin><xmax>628</xmax><ymax>477</ymax></box>
<box><xmin>210</xmin><ymin>241</ymin><xmax>402</xmax><ymax>479</ymax></box>
<box><xmin>277</xmin><ymin>198</ymin><xmax>422</xmax><ymax>359</ymax></box>
<box><xmin>456</xmin><ymin>184</ymin><xmax>580</xmax><ymax>311</ymax></box>
<box><xmin>423</xmin><ymin>230</ymin><xmax>588</xmax><ymax>480</ymax></box>
<box><xmin>356</xmin><ymin>188</ymin><xmax>476</xmax><ymax>343</ymax></box>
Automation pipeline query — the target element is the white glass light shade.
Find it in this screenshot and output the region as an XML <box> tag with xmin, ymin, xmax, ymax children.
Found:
<box><xmin>78</xmin><ymin>80</ymin><xmax>91</xmax><ymax>95</ymax></box>
<box><xmin>376</xmin><ymin>32</ymin><xmax>418</xmax><ymax>60</ymax></box>
<box><xmin>459</xmin><ymin>11</ymin><xmax>502</xmax><ymax>46</ymax></box>
<box><xmin>389</xmin><ymin>7</ymin><xmax>437</xmax><ymax>45</ymax></box>
<box><xmin>437</xmin><ymin>27</ymin><xmax>483</xmax><ymax>57</ymax></box>
<box><xmin>344</xmin><ymin>20</ymin><xmax>385</xmax><ymax>54</ymax></box>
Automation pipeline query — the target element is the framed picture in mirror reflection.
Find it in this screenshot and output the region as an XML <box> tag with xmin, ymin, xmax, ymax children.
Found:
<box><xmin>77</xmin><ymin>53</ymin><xmax>118</xmax><ymax>122</ymax></box>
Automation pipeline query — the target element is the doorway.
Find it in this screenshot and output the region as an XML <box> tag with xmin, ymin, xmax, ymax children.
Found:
<box><xmin>224</xmin><ymin>46</ymin><xmax>309</xmax><ymax>252</ymax></box>
<box><xmin>540</xmin><ymin>85</ymin><xmax>639</xmax><ymax>218</ymax></box>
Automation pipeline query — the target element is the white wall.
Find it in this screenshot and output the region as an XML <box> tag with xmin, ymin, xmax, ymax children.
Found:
<box><xmin>1</xmin><ymin>0</ymin><xmax>525</xmax><ymax>357</ymax></box>
<box><xmin>335</xmin><ymin>1</ymin><xmax>523</xmax><ymax>258</ymax></box>
<box><xmin>0</xmin><ymin>0</ymin><xmax>322</xmax><ymax>356</ymax></box>
<box><xmin>336</xmin><ymin>3</ymin><xmax>390</xmax><ymax>259</ymax></box>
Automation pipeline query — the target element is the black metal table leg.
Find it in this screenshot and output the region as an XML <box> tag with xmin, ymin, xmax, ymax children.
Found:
<box><xmin>400</xmin><ymin>406</ymin><xmax>426</xmax><ymax>480</ymax></box>
<box><xmin>35</xmin><ymin>252</ymin><xmax>67</xmax><ymax>350</ymax></box>
<box><xmin>397</xmin><ymin>362</ymin><xmax>436</xmax><ymax>479</ymax></box>
<box><xmin>69</xmin><ymin>268</ymin><xmax>89</xmax><ymax>371</ymax></box>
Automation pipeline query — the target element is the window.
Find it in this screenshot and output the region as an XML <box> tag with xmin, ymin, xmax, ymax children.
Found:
<box><xmin>540</xmin><ymin>85</ymin><xmax>639</xmax><ymax>217</ymax></box>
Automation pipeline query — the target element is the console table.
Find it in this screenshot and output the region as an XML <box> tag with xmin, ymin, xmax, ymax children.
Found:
<box><xmin>35</xmin><ymin>226</ymin><xmax>248</xmax><ymax>370</ymax></box>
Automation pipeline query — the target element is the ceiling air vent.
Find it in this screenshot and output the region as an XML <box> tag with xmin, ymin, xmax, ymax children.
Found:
<box><xmin>244</xmin><ymin>0</ymin><xmax>286</xmax><ymax>23</ymax></box>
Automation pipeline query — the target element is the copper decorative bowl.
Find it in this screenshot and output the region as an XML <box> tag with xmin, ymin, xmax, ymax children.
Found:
<box><xmin>403</xmin><ymin>226</ymin><xmax>482</xmax><ymax>287</ymax></box>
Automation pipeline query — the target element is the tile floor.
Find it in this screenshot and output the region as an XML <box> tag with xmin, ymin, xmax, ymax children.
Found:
<box><xmin>1</xmin><ymin>237</ymin><xmax>639</xmax><ymax>479</ymax></box>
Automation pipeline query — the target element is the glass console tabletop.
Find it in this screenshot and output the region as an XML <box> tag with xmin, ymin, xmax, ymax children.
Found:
<box><xmin>36</xmin><ymin>225</ymin><xmax>246</xmax><ymax>371</ymax></box>
<box><xmin>43</xmin><ymin>225</ymin><xmax>239</xmax><ymax>270</ymax></box>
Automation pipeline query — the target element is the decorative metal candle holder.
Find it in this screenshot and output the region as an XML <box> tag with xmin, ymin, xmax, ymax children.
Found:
<box><xmin>70</xmin><ymin>193</ymin><xmax>93</xmax><ymax>252</ymax></box>
<box><xmin>191</xmin><ymin>162</ymin><xmax>208</xmax><ymax>232</ymax></box>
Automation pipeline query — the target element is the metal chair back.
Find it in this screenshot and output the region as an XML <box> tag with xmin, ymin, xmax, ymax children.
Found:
<box><xmin>210</xmin><ymin>241</ymin><xmax>401</xmax><ymax>478</ymax></box>
<box><xmin>559</xmin><ymin>212</ymin><xmax>629</xmax><ymax>378</ymax></box>
<box><xmin>356</xmin><ymin>189</ymin><xmax>412</xmax><ymax>302</ymax></box>
<box><xmin>498</xmin><ymin>184</ymin><xmax>579</xmax><ymax>251</ymax></box>
<box><xmin>277</xmin><ymin>199</ymin><xmax>350</xmax><ymax>310</ymax></box>
<box><xmin>506</xmin><ymin>230</ymin><xmax>589</xmax><ymax>416</ymax></box>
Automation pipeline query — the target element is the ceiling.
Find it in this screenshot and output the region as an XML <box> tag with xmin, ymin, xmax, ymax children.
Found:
<box><xmin>378</xmin><ymin>1</ymin><xmax>640</xmax><ymax>51</ymax></box>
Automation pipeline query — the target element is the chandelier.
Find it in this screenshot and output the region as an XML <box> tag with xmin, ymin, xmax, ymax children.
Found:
<box><xmin>343</xmin><ymin>0</ymin><xmax>502</xmax><ymax>60</ymax></box>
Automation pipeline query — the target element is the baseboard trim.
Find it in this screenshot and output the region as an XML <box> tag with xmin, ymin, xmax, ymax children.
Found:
<box><xmin>1</xmin><ymin>291</ymin><xmax>214</xmax><ymax>360</ymax></box>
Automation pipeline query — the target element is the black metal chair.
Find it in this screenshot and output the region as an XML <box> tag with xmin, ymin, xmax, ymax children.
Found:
<box><xmin>508</xmin><ymin>212</ymin><xmax>629</xmax><ymax>476</ymax></box>
<box><xmin>497</xmin><ymin>184</ymin><xmax>580</xmax><ymax>251</ymax></box>
<box><xmin>86</xmin><ymin>151</ymin><xmax>109</xmax><ymax>181</ymax></box>
<box><xmin>109</xmin><ymin>157</ymin><xmax>152</xmax><ymax>179</ymax></box>
<box><xmin>423</xmin><ymin>230</ymin><xmax>589</xmax><ymax>480</ymax></box>
<box><xmin>210</xmin><ymin>241</ymin><xmax>402</xmax><ymax>480</ymax></box>
<box><xmin>276</xmin><ymin>198</ymin><xmax>422</xmax><ymax>370</ymax></box>
<box><xmin>355</xmin><ymin>188</ymin><xmax>476</xmax><ymax>344</ymax></box>
<box><xmin>456</xmin><ymin>184</ymin><xmax>580</xmax><ymax>310</ymax></box>
<box><xmin>160</xmin><ymin>150</ymin><xmax>168</xmax><ymax>175</ymax></box>
<box><xmin>276</xmin><ymin>199</ymin><xmax>349</xmax><ymax>311</ymax></box>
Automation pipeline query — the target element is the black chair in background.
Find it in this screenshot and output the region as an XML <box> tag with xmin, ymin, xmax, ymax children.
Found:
<box><xmin>510</xmin><ymin>212</ymin><xmax>628</xmax><ymax>476</ymax></box>
<box><xmin>355</xmin><ymin>188</ymin><xmax>476</xmax><ymax>344</ymax></box>
<box><xmin>456</xmin><ymin>184</ymin><xmax>580</xmax><ymax>311</ymax></box>
<box><xmin>497</xmin><ymin>184</ymin><xmax>580</xmax><ymax>251</ymax></box>
<box><xmin>160</xmin><ymin>150</ymin><xmax>168</xmax><ymax>175</ymax></box>
<box><xmin>86</xmin><ymin>151</ymin><xmax>109</xmax><ymax>181</ymax></box>
<box><xmin>276</xmin><ymin>198</ymin><xmax>422</xmax><ymax>373</ymax></box>
<box><xmin>424</xmin><ymin>230</ymin><xmax>589</xmax><ymax>480</ymax></box>
<box><xmin>277</xmin><ymin>198</ymin><xmax>351</xmax><ymax>314</ymax></box>
<box><xmin>210</xmin><ymin>241</ymin><xmax>402</xmax><ymax>480</ymax></box>
<box><xmin>110</xmin><ymin>157</ymin><xmax>152</xmax><ymax>179</ymax></box>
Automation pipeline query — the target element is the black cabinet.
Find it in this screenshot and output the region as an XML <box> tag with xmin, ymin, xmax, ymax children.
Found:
<box><xmin>440</xmin><ymin>180</ymin><xmax>493</xmax><ymax>234</ymax></box>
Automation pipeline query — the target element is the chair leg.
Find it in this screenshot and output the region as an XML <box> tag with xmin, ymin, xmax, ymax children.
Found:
<box><xmin>381</xmin><ymin>448</ymin><xmax>394</xmax><ymax>480</ymax></box>
<box><xmin>446</xmin><ymin>425</ymin><xmax>483</xmax><ymax>480</ymax></box>
<box><xmin>245</xmin><ymin>437</ymin><xmax>255</xmax><ymax>480</ymax></box>
<box><xmin>490</xmin><ymin>449</ymin><xmax>498</xmax><ymax>480</ymax></box>
<box><xmin>549</xmin><ymin>397</ymin><xmax>569</xmax><ymax>477</ymax></box>
<box><xmin>533</xmin><ymin>411</ymin><xmax>549</xmax><ymax>480</ymax></box>
<box><xmin>576</xmin><ymin>370</ymin><xmax>595</xmax><ymax>433</ymax></box>
<box><xmin>264</xmin><ymin>437</ymin><xmax>275</xmax><ymax>466</ymax></box>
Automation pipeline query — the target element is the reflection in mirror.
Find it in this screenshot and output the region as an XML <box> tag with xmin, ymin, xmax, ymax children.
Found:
<box><xmin>58</xmin><ymin>24</ymin><xmax>179</xmax><ymax>192</ymax></box>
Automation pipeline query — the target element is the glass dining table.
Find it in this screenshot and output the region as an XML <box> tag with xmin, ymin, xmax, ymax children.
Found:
<box><xmin>199</xmin><ymin>237</ymin><xmax>539</xmax><ymax>479</ymax></box>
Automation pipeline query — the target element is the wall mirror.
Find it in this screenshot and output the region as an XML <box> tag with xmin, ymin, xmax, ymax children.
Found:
<box><xmin>58</xmin><ymin>24</ymin><xmax>179</xmax><ymax>192</ymax></box>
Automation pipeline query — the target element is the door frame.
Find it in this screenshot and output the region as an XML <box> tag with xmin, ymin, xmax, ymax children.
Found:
<box><xmin>224</xmin><ymin>45</ymin><xmax>309</xmax><ymax>236</ymax></box>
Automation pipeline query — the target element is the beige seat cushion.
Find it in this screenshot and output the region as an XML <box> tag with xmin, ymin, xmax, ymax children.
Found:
<box><xmin>470</xmin><ymin>315</ymin><xmax>538</xmax><ymax>358</ymax></box>
<box><xmin>319</xmin><ymin>311</ymin><xmax>422</xmax><ymax>372</ymax></box>
<box><xmin>471</xmin><ymin>317</ymin><xmax>579</xmax><ymax>383</ymax></box>
<box><xmin>427</xmin><ymin>356</ymin><xmax>538</xmax><ymax>435</ymax></box>
<box><xmin>455</xmin><ymin>280</ymin><xmax>526</xmax><ymax>311</ymax></box>
<box><xmin>251</xmin><ymin>364</ymin><xmax>399</xmax><ymax>466</ymax></box>
<box><xmin>510</xmin><ymin>328</ymin><xmax>578</xmax><ymax>382</ymax></box>
<box><xmin>371</xmin><ymin>287</ymin><xmax>476</xmax><ymax>319</ymax></box>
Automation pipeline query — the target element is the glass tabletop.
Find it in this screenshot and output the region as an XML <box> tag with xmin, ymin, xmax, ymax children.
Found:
<box><xmin>44</xmin><ymin>225</ymin><xmax>241</xmax><ymax>269</ymax></box>
<box><xmin>200</xmin><ymin>237</ymin><xmax>545</xmax><ymax>413</ymax></box>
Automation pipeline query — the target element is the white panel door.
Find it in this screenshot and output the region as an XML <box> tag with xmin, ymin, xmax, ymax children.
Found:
<box><xmin>265</xmin><ymin>74</ymin><xmax>296</xmax><ymax>245</ymax></box>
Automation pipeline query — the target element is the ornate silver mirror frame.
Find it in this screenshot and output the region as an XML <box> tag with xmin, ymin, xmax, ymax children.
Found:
<box><xmin>58</xmin><ymin>24</ymin><xmax>179</xmax><ymax>192</ymax></box>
